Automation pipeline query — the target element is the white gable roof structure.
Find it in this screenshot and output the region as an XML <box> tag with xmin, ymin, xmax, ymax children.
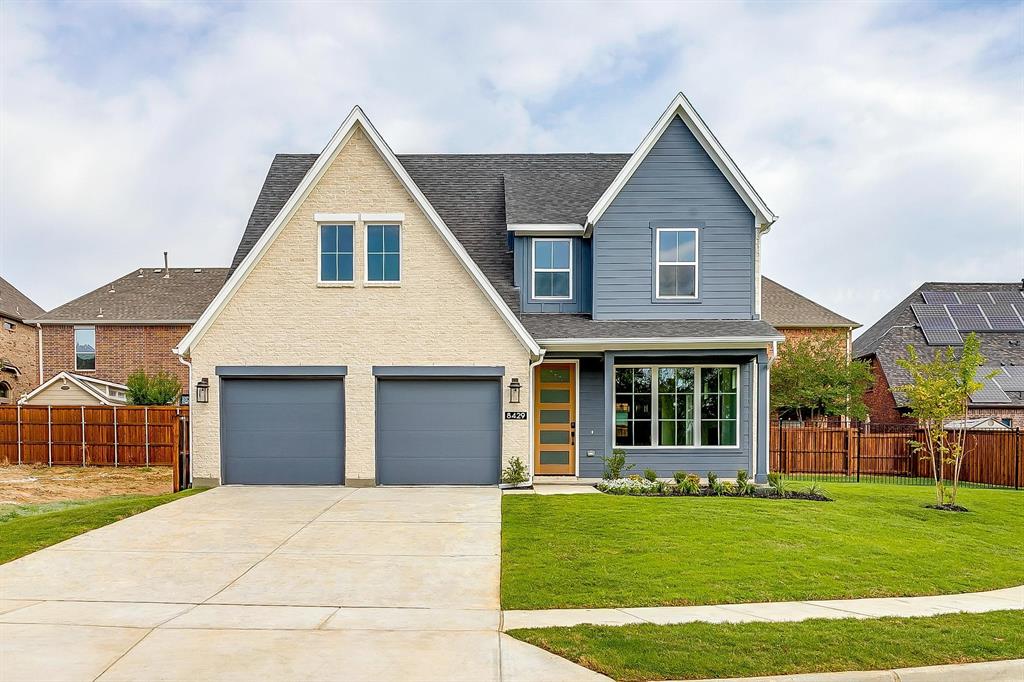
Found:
<box><xmin>586</xmin><ymin>92</ymin><xmax>778</xmax><ymax>230</ymax></box>
<box><xmin>175</xmin><ymin>106</ymin><xmax>541</xmax><ymax>357</ymax></box>
<box><xmin>18</xmin><ymin>372</ymin><xmax>129</xmax><ymax>406</ymax></box>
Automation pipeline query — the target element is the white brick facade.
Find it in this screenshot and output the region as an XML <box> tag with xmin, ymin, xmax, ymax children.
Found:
<box><xmin>188</xmin><ymin>126</ymin><xmax>533</xmax><ymax>483</ymax></box>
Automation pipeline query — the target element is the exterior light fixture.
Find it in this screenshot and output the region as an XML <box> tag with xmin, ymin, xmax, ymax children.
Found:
<box><xmin>508</xmin><ymin>377</ymin><xmax>522</xmax><ymax>404</ymax></box>
<box><xmin>195</xmin><ymin>378</ymin><xmax>210</xmax><ymax>404</ymax></box>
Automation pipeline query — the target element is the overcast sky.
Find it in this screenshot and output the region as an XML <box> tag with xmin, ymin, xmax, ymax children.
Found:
<box><xmin>2</xmin><ymin>0</ymin><xmax>1022</xmax><ymax>330</ymax></box>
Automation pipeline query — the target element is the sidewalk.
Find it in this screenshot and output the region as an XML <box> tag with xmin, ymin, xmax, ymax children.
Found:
<box><xmin>502</xmin><ymin>585</ymin><xmax>1024</xmax><ymax>630</ymax></box>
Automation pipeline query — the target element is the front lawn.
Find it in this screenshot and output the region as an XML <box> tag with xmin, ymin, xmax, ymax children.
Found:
<box><xmin>0</xmin><ymin>489</ymin><xmax>203</xmax><ymax>564</ymax></box>
<box><xmin>509</xmin><ymin>610</ymin><xmax>1024</xmax><ymax>681</ymax></box>
<box><xmin>501</xmin><ymin>483</ymin><xmax>1024</xmax><ymax>609</ymax></box>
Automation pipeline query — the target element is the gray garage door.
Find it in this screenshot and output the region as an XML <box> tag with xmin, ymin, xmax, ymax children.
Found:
<box><xmin>221</xmin><ymin>378</ymin><xmax>345</xmax><ymax>485</ymax></box>
<box><xmin>376</xmin><ymin>379</ymin><xmax>500</xmax><ymax>485</ymax></box>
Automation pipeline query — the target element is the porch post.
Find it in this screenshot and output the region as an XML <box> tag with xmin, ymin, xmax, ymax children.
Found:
<box><xmin>756</xmin><ymin>350</ymin><xmax>770</xmax><ymax>483</ymax></box>
<box><xmin>603</xmin><ymin>350</ymin><xmax>615</xmax><ymax>462</ymax></box>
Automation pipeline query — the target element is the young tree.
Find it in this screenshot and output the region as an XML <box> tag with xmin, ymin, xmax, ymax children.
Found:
<box><xmin>126</xmin><ymin>370</ymin><xmax>182</xmax><ymax>406</ymax></box>
<box><xmin>770</xmin><ymin>334</ymin><xmax>875</xmax><ymax>422</ymax></box>
<box><xmin>893</xmin><ymin>333</ymin><xmax>989</xmax><ymax>508</ymax></box>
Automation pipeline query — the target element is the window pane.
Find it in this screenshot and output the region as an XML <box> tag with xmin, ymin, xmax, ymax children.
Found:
<box><xmin>659</xmin><ymin>264</ymin><xmax>695</xmax><ymax>297</ymax></box>
<box><xmin>75</xmin><ymin>328</ymin><xmax>96</xmax><ymax>351</ymax></box>
<box><xmin>634</xmin><ymin>368</ymin><xmax>651</xmax><ymax>393</ymax></box>
<box><xmin>321</xmin><ymin>254</ymin><xmax>337</xmax><ymax>281</ymax></box>
<box><xmin>540</xmin><ymin>389</ymin><xmax>570</xmax><ymax>403</ymax></box>
<box><xmin>721</xmin><ymin>393</ymin><xmax>737</xmax><ymax>419</ymax></box>
<box><xmin>76</xmin><ymin>353</ymin><xmax>95</xmax><ymax>371</ymax></box>
<box><xmin>701</xmin><ymin>394</ymin><xmax>718</xmax><ymax>420</ymax></box>
<box><xmin>338</xmin><ymin>226</ymin><xmax>353</xmax><ymax>253</ymax></box>
<box><xmin>540</xmin><ymin>409</ymin><xmax>570</xmax><ymax>424</ymax></box>
<box><xmin>551</xmin><ymin>272</ymin><xmax>570</xmax><ymax>298</ymax></box>
<box><xmin>702</xmin><ymin>421</ymin><xmax>720</xmax><ymax>446</ymax></box>
<box><xmin>615</xmin><ymin>368</ymin><xmax>632</xmax><ymax>392</ymax></box>
<box><xmin>658</xmin><ymin>394</ymin><xmax>675</xmax><ymax>420</ymax></box>
<box><xmin>660</xmin><ymin>420</ymin><xmax>676</xmax><ymax>446</ymax></box>
<box><xmin>540</xmin><ymin>451</ymin><xmax>570</xmax><ymax>465</ymax></box>
<box><xmin>658</xmin><ymin>230</ymin><xmax>678</xmax><ymax>261</ymax></box>
<box><xmin>676</xmin><ymin>231</ymin><xmax>696</xmax><ymax>261</ymax></box>
<box><xmin>338</xmin><ymin>254</ymin><xmax>353</xmax><ymax>282</ymax></box>
<box><xmin>540</xmin><ymin>430</ymin><xmax>570</xmax><ymax>444</ymax></box>
<box><xmin>367</xmin><ymin>226</ymin><xmax>384</xmax><ymax>253</ymax></box>
<box><xmin>634</xmin><ymin>393</ymin><xmax>651</xmax><ymax>420</ymax></box>
<box><xmin>702</xmin><ymin>368</ymin><xmax>720</xmax><ymax>394</ymax></box>
<box><xmin>678</xmin><ymin>420</ymin><xmax>694</xmax><ymax>446</ymax></box>
<box><xmin>321</xmin><ymin>225</ymin><xmax>337</xmax><ymax>252</ymax></box>
<box><xmin>534</xmin><ymin>241</ymin><xmax>552</xmax><ymax>269</ymax></box>
<box><xmin>383</xmin><ymin>226</ymin><xmax>400</xmax><ymax>253</ymax></box>
<box><xmin>368</xmin><ymin>254</ymin><xmax>384</xmax><ymax>281</ymax></box>
<box><xmin>719</xmin><ymin>367</ymin><xmax>737</xmax><ymax>391</ymax></box>
<box><xmin>383</xmin><ymin>254</ymin><xmax>400</xmax><ymax>281</ymax></box>
<box><xmin>615</xmin><ymin>419</ymin><xmax>631</xmax><ymax>446</ymax></box>
<box><xmin>534</xmin><ymin>272</ymin><xmax>553</xmax><ymax>297</ymax></box>
<box><xmin>677</xmin><ymin>394</ymin><xmax>694</xmax><ymax>420</ymax></box>
<box><xmin>721</xmin><ymin>420</ymin><xmax>737</xmax><ymax>446</ymax></box>
<box><xmin>676</xmin><ymin>368</ymin><xmax>694</xmax><ymax>392</ymax></box>
<box><xmin>633</xmin><ymin>420</ymin><xmax>652</xmax><ymax>446</ymax></box>
<box><xmin>658</xmin><ymin>368</ymin><xmax>675</xmax><ymax>394</ymax></box>
<box><xmin>551</xmin><ymin>240</ymin><xmax>570</xmax><ymax>269</ymax></box>
<box><xmin>541</xmin><ymin>367</ymin><xmax>570</xmax><ymax>383</ymax></box>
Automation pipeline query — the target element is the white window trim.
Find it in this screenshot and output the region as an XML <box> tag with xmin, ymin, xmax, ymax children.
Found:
<box><xmin>613</xmin><ymin>363</ymin><xmax>741</xmax><ymax>450</ymax></box>
<box><xmin>531</xmin><ymin>238</ymin><xmax>573</xmax><ymax>301</ymax></box>
<box><xmin>317</xmin><ymin>223</ymin><xmax>356</xmax><ymax>286</ymax></box>
<box><xmin>364</xmin><ymin>223</ymin><xmax>402</xmax><ymax>286</ymax></box>
<box><xmin>73</xmin><ymin>325</ymin><xmax>97</xmax><ymax>373</ymax></box>
<box><xmin>654</xmin><ymin>227</ymin><xmax>699</xmax><ymax>300</ymax></box>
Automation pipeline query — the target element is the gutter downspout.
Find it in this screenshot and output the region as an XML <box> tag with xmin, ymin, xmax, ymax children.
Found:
<box><xmin>177</xmin><ymin>354</ymin><xmax>194</xmax><ymax>488</ymax></box>
<box><xmin>765</xmin><ymin>339</ymin><xmax>778</xmax><ymax>476</ymax></box>
<box><xmin>36</xmin><ymin>324</ymin><xmax>43</xmax><ymax>384</ymax></box>
<box><xmin>526</xmin><ymin>350</ymin><xmax>547</xmax><ymax>485</ymax></box>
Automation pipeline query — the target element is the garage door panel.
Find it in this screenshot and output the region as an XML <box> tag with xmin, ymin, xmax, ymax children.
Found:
<box><xmin>221</xmin><ymin>378</ymin><xmax>344</xmax><ymax>485</ymax></box>
<box><xmin>377</xmin><ymin>378</ymin><xmax>500</xmax><ymax>485</ymax></box>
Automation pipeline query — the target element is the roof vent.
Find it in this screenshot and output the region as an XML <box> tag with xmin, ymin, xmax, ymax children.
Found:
<box><xmin>193</xmin><ymin>268</ymin><xmax>202</xmax><ymax>273</ymax></box>
<box><xmin>137</xmin><ymin>269</ymin><xmax>144</xmax><ymax>278</ymax></box>
<box><xmin>97</xmin><ymin>307</ymin><xmax>104</xmax><ymax>319</ymax></box>
<box><xmin>163</xmin><ymin>252</ymin><xmax>170</xmax><ymax>279</ymax></box>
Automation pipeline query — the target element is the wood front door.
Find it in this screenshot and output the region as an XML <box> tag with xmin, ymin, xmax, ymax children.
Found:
<box><xmin>534</xmin><ymin>362</ymin><xmax>576</xmax><ymax>475</ymax></box>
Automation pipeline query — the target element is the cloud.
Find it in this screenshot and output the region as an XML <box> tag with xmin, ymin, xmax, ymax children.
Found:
<box><xmin>1</xmin><ymin>0</ymin><xmax>1021</xmax><ymax>329</ymax></box>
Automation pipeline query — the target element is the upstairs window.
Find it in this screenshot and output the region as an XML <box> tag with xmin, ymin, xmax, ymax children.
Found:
<box><xmin>74</xmin><ymin>326</ymin><xmax>96</xmax><ymax>371</ymax></box>
<box><xmin>655</xmin><ymin>228</ymin><xmax>698</xmax><ymax>299</ymax></box>
<box><xmin>319</xmin><ymin>225</ymin><xmax>354</xmax><ymax>283</ymax></box>
<box><xmin>532</xmin><ymin>238</ymin><xmax>572</xmax><ymax>300</ymax></box>
<box><xmin>366</xmin><ymin>224</ymin><xmax>401</xmax><ymax>283</ymax></box>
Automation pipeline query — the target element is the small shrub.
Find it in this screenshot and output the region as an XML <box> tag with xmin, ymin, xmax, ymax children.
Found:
<box><xmin>596</xmin><ymin>478</ymin><xmax>661</xmax><ymax>495</ymax></box>
<box><xmin>681</xmin><ymin>473</ymin><xmax>701</xmax><ymax>496</ymax></box>
<box><xmin>602</xmin><ymin>448</ymin><xmax>634</xmax><ymax>479</ymax></box>
<box><xmin>735</xmin><ymin>469</ymin><xmax>755</xmax><ymax>496</ymax></box>
<box><xmin>501</xmin><ymin>456</ymin><xmax>528</xmax><ymax>485</ymax></box>
<box><xmin>767</xmin><ymin>472</ymin><xmax>788</xmax><ymax>497</ymax></box>
<box><xmin>720</xmin><ymin>480</ymin><xmax>736</xmax><ymax>495</ymax></box>
<box><xmin>126</xmin><ymin>369</ymin><xmax>181</xmax><ymax>405</ymax></box>
<box><xmin>707</xmin><ymin>471</ymin><xmax>726</xmax><ymax>496</ymax></box>
<box><xmin>673</xmin><ymin>470</ymin><xmax>687</xmax><ymax>485</ymax></box>
<box><xmin>802</xmin><ymin>482</ymin><xmax>831</xmax><ymax>500</ymax></box>
<box><xmin>643</xmin><ymin>468</ymin><xmax>658</xmax><ymax>482</ymax></box>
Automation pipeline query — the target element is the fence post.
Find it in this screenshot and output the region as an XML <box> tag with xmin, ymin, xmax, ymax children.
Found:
<box><xmin>144</xmin><ymin>408</ymin><xmax>150</xmax><ymax>466</ymax></box>
<box><xmin>81</xmin><ymin>406</ymin><xmax>86</xmax><ymax>466</ymax></box>
<box><xmin>856</xmin><ymin>421</ymin><xmax>861</xmax><ymax>483</ymax></box>
<box><xmin>113</xmin><ymin>407</ymin><xmax>118</xmax><ymax>467</ymax></box>
<box><xmin>1016</xmin><ymin>428</ymin><xmax>1021</xmax><ymax>491</ymax></box>
<box><xmin>16</xmin><ymin>404</ymin><xmax>22</xmax><ymax>465</ymax></box>
<box><xmin>47</xmin><ymin>405</ymin><xmax>52</xmax><ymax>466</ymax></box>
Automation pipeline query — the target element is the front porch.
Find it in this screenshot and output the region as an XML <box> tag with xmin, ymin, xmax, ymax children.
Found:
<box><xmin>530</xmin><ymin>349</ymin><xmax>770</xmax><ymax>483</ymax></box>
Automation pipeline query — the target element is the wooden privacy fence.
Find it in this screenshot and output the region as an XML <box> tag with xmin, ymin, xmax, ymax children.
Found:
<box><xmin>770</xmin><ymin>423</ymin><xmax>1023</xmax><ymax>489</ymax></box>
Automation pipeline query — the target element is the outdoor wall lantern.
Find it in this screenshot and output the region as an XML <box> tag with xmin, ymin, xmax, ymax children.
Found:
<box><xmin>508</xmin><ymin>377</ymin><xmax>522</xmax><ymax>404</ymax></box>
<box><xmin>195</xmin><ymin>378</ymin><xmax>210</xmax><ymax>404</ymax></box>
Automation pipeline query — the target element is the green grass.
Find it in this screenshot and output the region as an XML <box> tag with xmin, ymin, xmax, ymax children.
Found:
<box><xmin>501</xmin><ymin>483</ymin><xmax>1024</xmax><ymax>609</ymax></box>
<box><xmin>510</xmin><ymin>610</ymin><xmax>1024</xmax><ymax>681</ymax></box>
<box><xmin>0</xmin><ymin>489</ymin><xmax>204</xmax><ymax>564</ymax></box>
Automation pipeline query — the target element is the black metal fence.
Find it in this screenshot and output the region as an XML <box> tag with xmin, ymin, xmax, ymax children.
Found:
<box><xmin>770</xmin><ymin>421</ymin><xmax>1023</xmax><ymax>489</ymax></box>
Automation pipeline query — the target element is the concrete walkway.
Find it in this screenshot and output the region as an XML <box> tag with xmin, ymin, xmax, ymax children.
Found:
<box><xmin>502</xmin><ymin>585</ymin><xmax>1024</xmax><ymax>630</ymax></box>
<box><xmin>0</xmin><ymin>486</ymin><xmax>606</xmax><ymax>682</ymax></box>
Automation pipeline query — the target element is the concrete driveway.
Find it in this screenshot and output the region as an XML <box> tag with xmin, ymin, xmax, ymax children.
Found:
<box><xmin>0</xmin><ymin>486</ymin><xmax>604</xmax><ymax>682</ymax></box>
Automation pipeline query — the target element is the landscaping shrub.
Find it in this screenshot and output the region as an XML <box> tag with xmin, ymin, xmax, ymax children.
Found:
<box><xmin>596</xmin><ymin>478</ymin><xmax>662</xmax><ymax>495</ymax></box>
<box><xmin>736</xmin><ymin>469</ymin><xmax>755</xmax><ymax>497</ymax></box>
<box><xmin>673</xmin><ymin>471</ymin><xmax>687</xmax><ymax>485</ymax></box>
<box><xmin>602</xmin><ymin>449</ymin><xmax>634</xmax><ymax>479</ymax></box>
<box><xmin>643</xmin><ymin>468</ymin><xmax>658</xmax><ymax>482</ymax></box>
<box><xmin>501</xmin><ymin>456</ymin><xmax>528</xmax><ymax>486</ymax></box>
<box><xmin>680</xmin><ymin>474</ymin><xmax>701</xmax><ymax>496</ymax></box>
<box><xmin>767</xmin><ymin>472</ymin><xmax>788</xmax><ymax>497</ymax></box>
<box><xmin>593</xmin><ymin>469</ymin><xmax>831</xmax><ymax>502</ymax></box>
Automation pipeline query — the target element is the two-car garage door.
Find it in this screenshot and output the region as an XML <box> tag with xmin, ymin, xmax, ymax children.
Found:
<box><xmin>218</xmin><ymin>369</ymin><xmax>500</xmax><ymax>485</ymax></box>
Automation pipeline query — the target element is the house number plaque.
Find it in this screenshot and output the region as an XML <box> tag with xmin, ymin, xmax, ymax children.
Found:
<box><xmin>504</xmin><ymin>411</ymin><xmax>528</xmax><ymax>420</ymax></box>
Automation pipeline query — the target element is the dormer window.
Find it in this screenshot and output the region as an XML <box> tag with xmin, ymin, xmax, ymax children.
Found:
<box><xmin>532</xmin><ymin>238</ymin><xmax>572</xmax><ymax>300</ymax></box>
<box><xmin>655</xmin><ymin>228</ymin><xmax>698</xmax><ymax>299</ymax></box>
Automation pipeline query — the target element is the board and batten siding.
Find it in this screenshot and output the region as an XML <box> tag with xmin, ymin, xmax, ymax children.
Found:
<box><xmin>570</xmin><ymin>352</ymin><xmax>760</xmax><ymax>479</ymax></box>
<box><xmin>592</xmin><ymin>116</ymin><xmax>756</xmax><ymax>320</ymax></box>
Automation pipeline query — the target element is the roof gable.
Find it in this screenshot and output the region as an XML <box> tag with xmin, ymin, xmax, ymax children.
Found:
<box><xmin>761</xmin><ymin>277</ymin><xmax>858</xmax><ymax>328</ymax></box>
<box><xmin>586</xmin><ymin>92</ymin><xmax>776</xmax><ymax>229</ymax></box>
<box><xmin>176</xmin><ymin>108</ymin><xmax>541</xmax><ymax>356</ymax></box>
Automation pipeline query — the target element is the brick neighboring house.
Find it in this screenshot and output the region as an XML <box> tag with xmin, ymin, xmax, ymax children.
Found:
<box><xmin>30</xmin><ymin>267</ymin><xmax>229</xmax><ymax>396</ymax></box>
<box><xmin>0</xmin><ymin>276</ymin><xmax>46</xmax><ymax>403</ymax></box>
<box><xmin>761</xmin><ymin>277</ymin><xmax>859</xmax><ymax>357</ymax></box>
<box><xmin>853</xmin><ymin>282</ymin><xmax>1024</xmax><ymax>427</ymax></box>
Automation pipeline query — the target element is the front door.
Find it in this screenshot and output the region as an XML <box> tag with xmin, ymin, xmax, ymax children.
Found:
<box><xmin>534</xmin><ymin>362</ymin><xmax>576</xmax><ymax>475</ymax></box>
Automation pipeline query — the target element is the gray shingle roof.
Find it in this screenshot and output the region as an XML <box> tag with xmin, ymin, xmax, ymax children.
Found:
<box><xmin>523</xmin><ymin>314</ymin><xmax>781</xmax><ymax>341</ymax></box>
<box><xmin>34</xmin><ymin>268</ymin><xmax>229</xmax><ymax>323</ymax></box>
<box><xmin>503</xmin><ymin>163</ymin><xmax>626</xmax><ymax>225</ymax></box>
<box><xmin>0</xmin><ymin>276</ymin><xmax>45</xmax><ymax>321</ymax></box>
<box><xmin>853</xmin><ymin>282</ymin><xmax>1024</xmax><ymax>407</ymax></box>
<box><xmin>761</xmin><ymin>277</ymin><xmax>858</xmax><ymax>328</ymax></box>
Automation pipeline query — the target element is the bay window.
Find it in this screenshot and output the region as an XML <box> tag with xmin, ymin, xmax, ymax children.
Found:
<box><xmin>614</xmin><ymin>365</ymin><xmax>738</xmax><ymax>448</ymax></box>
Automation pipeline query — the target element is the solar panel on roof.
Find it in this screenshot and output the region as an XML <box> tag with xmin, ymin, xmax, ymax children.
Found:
<box><xmin>990</xmin><ymin>291</ymin><xmax>1024</xmax><ymax>304</ymax></box>
<box><xmin>980</xmin><ymin>304</ymin><xmax>1024</xmax><ymax>331</ymax></box>
<box><xmin>971</xmin><ymin>371</ymin><xmax>1010</xmax><ymax>403</ymax></box>
<box><xmin>921</xmin><ymin>328</ymin><xmax>964</xmax><ymax>345</ymax></box>
<box><xmin>956</xmin><ymin>292</ymin><xmax>993</xmax><ymax>305</ymax></box>
<box><xmin>947</xmin><ymin>304</ymin><xmax>990</xmax><ymax>331</ymax></box>
<box><xmin>912</xmin><ymin>304</ymin><xmax>962</xmax><ymax>345</ymax></box>
<box><xmin>922</xmin><ymin>291</ymin><xmax>959</xmax><ymax>305</ymax></box>
<box><xmin>993</xmin><ymin>367</ymin><xmax>1024</xmax><ymax>392</ymax></box>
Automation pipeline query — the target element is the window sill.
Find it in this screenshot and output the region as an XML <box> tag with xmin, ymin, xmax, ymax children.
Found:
<box><xmin>317</xmin><ymin>282</ymin><xmax>356</xmax><ymax>288</ymax></box>
<box><xmin>616</xmin><ymin>445</ymin><xmax>742</xmax><ymax>451</ymax></box>
<box><xmin>364</xmin><ymin>281</ymin><xmax>402</xmax><ymax>288</ymax></box>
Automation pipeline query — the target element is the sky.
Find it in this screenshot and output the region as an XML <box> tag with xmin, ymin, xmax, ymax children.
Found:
<box><xmin>1</xmin><ymin>0</ymin><xmax>1022</xmax><ymax>331</ymax></box>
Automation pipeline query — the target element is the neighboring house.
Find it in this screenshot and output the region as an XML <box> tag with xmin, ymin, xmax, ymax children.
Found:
<box><xmin>28</xmin><ymin>267</ymin><xmax>229</xmax><ymax>395</ymax></box>
<box><xmin>853</xmin><ymin>282</ymin><xmax>1024</xmax><ymax>427</ymax></box>
<box><xmin>175</xmin><ymin>92</ymin><xmax>783</xmax><ymax>488</ymax></box>
<box><xmin>0</xmin><ymin>276</ymin><xmax>46</xmax><ymax>403</ymax></box>
<box><xmin>761</xmin><ymin>277</ymin><xmax>859</xmax><ymax>357</ymax></box>
<box><xmin>18</xmin><ymin>371</ymin><xmax>128</xmax><ymax>406</ymax></box>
